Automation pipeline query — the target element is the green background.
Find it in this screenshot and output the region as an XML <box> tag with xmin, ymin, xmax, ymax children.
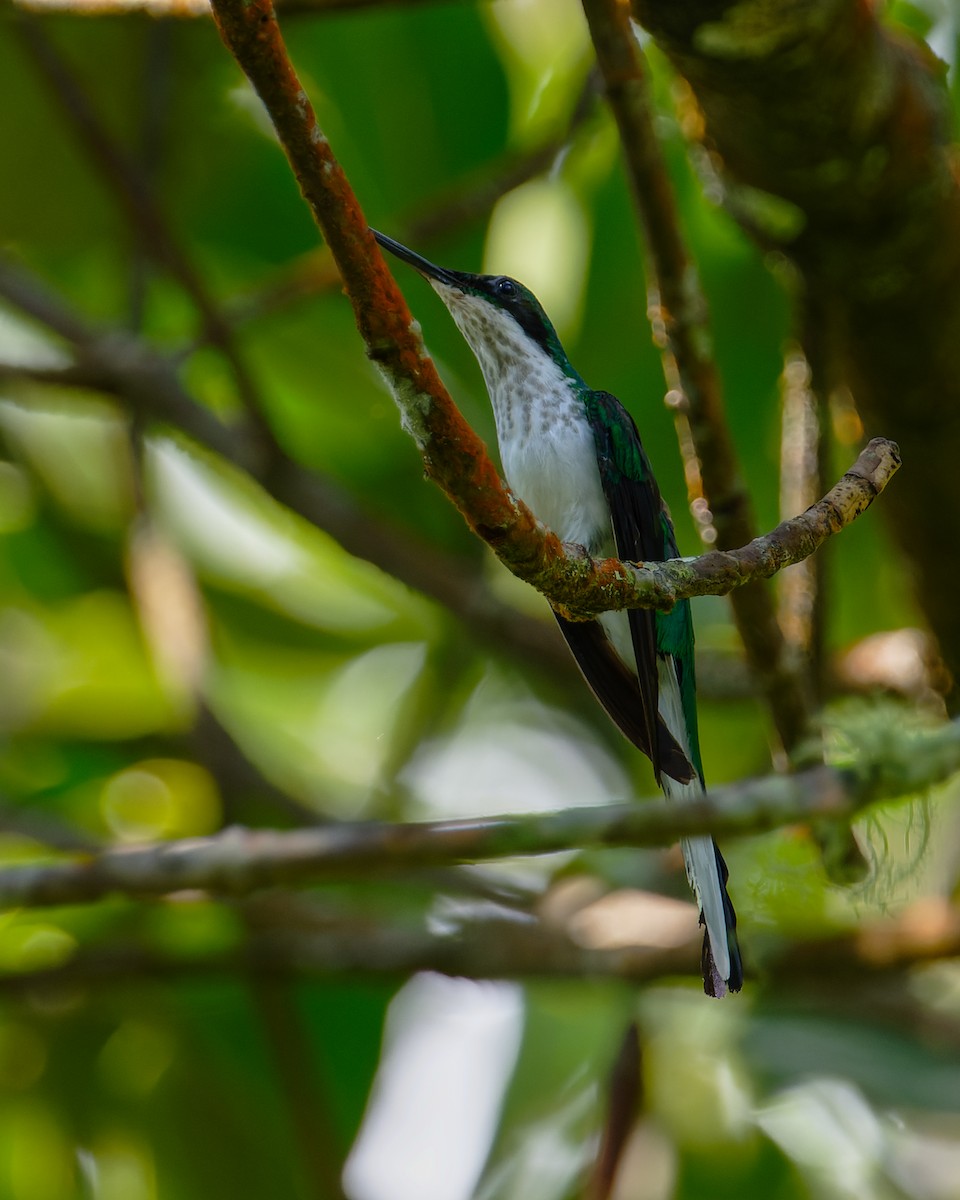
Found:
<box><xmin>0</xmin><ymin>1</ymin><xmax>957</xmax><ymax>1198</ymax></box>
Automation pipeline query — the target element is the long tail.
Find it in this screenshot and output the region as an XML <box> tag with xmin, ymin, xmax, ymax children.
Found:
<box><xmin>658</xmin><ymin>663</ymin><xmax>743</xmax><ymax>997</ymax></box>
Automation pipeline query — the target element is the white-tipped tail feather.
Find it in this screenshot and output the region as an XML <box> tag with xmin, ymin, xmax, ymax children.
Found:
<box><xmin>657</xmin><ymin>659</ymin><xmax>738</xmax><ymax>996</ymax></box>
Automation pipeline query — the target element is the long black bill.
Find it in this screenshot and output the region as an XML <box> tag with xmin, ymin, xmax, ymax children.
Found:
<box><xmin>372</xmin><ymin>229</ymin><xmax>461</xmax><ymax>288</ymax></box>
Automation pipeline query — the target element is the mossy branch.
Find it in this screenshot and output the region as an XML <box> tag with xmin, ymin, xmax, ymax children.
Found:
<box><xmin>0</xmin><ymin>709</ymin><xmax>955</xmax><ymax>911</ymax></box>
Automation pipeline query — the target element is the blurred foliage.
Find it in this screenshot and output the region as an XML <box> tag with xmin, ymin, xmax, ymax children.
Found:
<box><xmin>0</xmin><ymin>1</ymin><xmax>959</xmax><ymax>1198</ymax></box>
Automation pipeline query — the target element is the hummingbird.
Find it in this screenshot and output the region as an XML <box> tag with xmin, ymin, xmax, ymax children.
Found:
<box><xmin>373</xmin><ymin>230</ymin><xmax>742</xmax><ymax>997</ymax></box>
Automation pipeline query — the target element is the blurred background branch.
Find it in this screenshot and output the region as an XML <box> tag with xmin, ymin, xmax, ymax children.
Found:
<box><xmin>1</xmin><ymin>708</ymin><xmax>957</xmax><ymax>909</ymax></box>
<box><xmin>633</xmin><ymin>0</ymin><xmax>960</xmax><ymax>708</ymax></box>
<box><xmin>4</xmin><ymin>889</ymin><xmax>960</xmax><ymax>997</ymax></box>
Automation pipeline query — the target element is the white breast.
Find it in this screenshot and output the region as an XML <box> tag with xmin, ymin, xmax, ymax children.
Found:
<box><xmin>500</xmin><ymin>411</ymin><xmax>611</xmax><ymax>551</ymax></box>
<box><xmin>434</xmin><ymin>281</ymin><xmax>612</xmax><ymax>550</ymax></box>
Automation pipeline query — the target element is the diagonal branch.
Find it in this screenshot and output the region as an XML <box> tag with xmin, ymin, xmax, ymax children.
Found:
<box><xmin>1</xmin><ymin>707</ymin><xmax>956</xmax><ymax>911</ymax></box>
<box><xmin>206</xmin><ymin>0</ymin><xmax>899</xmax><ymax>622</ymax></box>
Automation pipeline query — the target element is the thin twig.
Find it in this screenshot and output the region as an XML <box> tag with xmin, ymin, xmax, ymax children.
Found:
<box><xmin>586</xmin><ymin>1023</ymin><xmax>643</xmax><ymax>1200</ymax></box>
<box><xmin>127</xmin><ymin>20</ymin><xmax>175</xmax><ymax>330</ymax></box>
<box><xmin>0</xmin><ymin>796</ymin><xmax>102</xmax><ymax>853</ymax></box>
<box><xmin>782</xmin><ymin>312</ymin><xmax>869</xmax><ymax>883</ymax></box>
<box><xmin>778</xmin><ymin>345</ymin><xmax>822</xmax><ymax>677</ymax></box>
<box><xmin>797</xmin><ymin>293</ymin><xmax>840</xmax><ymax>702</ymax></box>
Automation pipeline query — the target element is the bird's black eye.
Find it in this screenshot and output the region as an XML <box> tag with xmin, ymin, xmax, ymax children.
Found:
<box><xmin>496</xmin><ymin>277</ymin><xmax>518</xmax><ymax>298</ymax></box>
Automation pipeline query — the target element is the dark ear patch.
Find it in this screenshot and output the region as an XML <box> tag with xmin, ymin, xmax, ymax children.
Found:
<box><xmin>493</xmin><ymin>285</ymin><xmax>556</xmax><ymax>357</ymax></box>
<box><xmin>510</xmin><ymin>305</ymin><xmax>555</xmax><ymax>357</ymax></box>
<box><xmin>461</xmin><ymin>273</ymin><xmax>567</xmax><ymax>370</ymax></box>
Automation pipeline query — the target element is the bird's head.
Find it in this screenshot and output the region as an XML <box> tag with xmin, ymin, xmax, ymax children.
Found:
<box><xmin>372</xmin><ymin>230</ymin><xmax>577</xmax><ymax>384</ymax></box>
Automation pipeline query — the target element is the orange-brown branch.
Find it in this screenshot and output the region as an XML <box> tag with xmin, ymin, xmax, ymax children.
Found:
<box><xmin>208</xmin><ymin>0</ymin><xmax>899</xmax><ymax>622</ymax></box>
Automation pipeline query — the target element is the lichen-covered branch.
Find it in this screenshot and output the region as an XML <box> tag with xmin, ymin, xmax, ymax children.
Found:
<box><xmin>0</xmin><ymin>766</ymin><xmax>844</xmax><ymax>909</ymax></box>
<box><xmin>565</xmin><ymin>435</ymin><xmax>898</xmax><ymax>619</ymax></box>
<box><xmin>1</xmin><ymin>704</ymin><xmax>956</xmax><ymax>911</ymax></box>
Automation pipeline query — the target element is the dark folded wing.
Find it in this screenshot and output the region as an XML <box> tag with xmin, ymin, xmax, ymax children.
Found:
<box><xmin>555</xmin><ymin>613</ymin><xmax>694</xmax><ymax>783</ymax></box>
<box><xmin>565</xmin><ymin>390</ymin><xmax>694</xmax><ymax>784</ymax></box>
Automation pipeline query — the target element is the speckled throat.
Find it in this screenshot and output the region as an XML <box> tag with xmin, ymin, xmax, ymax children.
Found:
<box><xmin>432</xmin><ymin>280</ymin><xmax>612</xmax><ymax>552</ymax></box>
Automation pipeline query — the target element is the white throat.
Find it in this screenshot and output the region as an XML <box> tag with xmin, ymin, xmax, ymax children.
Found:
<box><xmin>433</xmin><ymin>282</ymin><xmax>611</xmax><ymax>552</ymax></box>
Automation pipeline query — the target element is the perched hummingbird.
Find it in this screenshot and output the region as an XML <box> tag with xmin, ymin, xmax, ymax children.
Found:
<box><xmin>373</xmin><ymin>230</ymin><xmax>742</xmax><ymax>997</ymax></box>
